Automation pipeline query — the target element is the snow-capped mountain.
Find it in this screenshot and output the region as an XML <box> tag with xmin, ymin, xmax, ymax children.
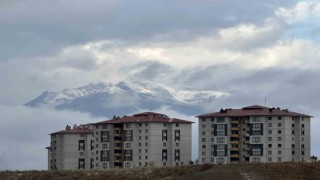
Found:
<box><xmin>25</xmin><ymin>81</ymin><xmax>230</xmax><ymax>117</ymax></box>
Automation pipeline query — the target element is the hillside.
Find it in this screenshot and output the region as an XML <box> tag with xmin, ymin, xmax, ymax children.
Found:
<box><xmin>1</xmin><ymin>163</ymin><xmax>320</xmax><ymax>180</ymax></box>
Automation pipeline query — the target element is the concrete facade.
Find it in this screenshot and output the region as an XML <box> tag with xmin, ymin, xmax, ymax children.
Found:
<box><xmin>47</xmin><ymin>112</ymin><xmax>192</xmax><ymax>170</ymax></box>
<box><xmin>197</xmin><ymin>105</ymin><xmax>311</xmax><ymax>164</ymax></box>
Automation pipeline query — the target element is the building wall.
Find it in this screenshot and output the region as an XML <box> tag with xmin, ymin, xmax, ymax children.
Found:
<box><xmin>198</xmin><ymin>115</ymin><xmax>311</xmax><ymax>164</ymax></box>
<box><xmin>92</xmin><ymin>122</ymin><xmax>192</xmax><ymax>169</ymax></box>
<box><xmin>48</xmin><ymin>132</ymin><xmax>94</xmax><ymax>170</ymax></box>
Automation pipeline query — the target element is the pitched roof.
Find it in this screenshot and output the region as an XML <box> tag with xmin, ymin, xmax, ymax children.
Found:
<box><xmin>197</xmin><ymin>105</ymin><xmax>312</xmax><ymax>118</ymax></box>
<box><xmin>96</xmin><ymin>112</ymin><xmax>193</xmax><ymax>124</ymax></box>
<box><xmin>50</xmin><ymin>127</ymin><xmax>93</xmax><ymax>135</ymax></box>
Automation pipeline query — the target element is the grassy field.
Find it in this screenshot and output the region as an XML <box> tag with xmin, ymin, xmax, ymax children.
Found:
<box><xmin>1</xmin><ymin>162</ymin><xmax>320</xmax><ymax>180</ymax></box>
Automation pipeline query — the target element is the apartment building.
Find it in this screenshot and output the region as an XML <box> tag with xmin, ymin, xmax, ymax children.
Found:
<box><xmin>197</xmin><ymin>105</ymin><xmax>312</xmax><ymax>164</ymax></box>
<box><xmin>46</xmin><ymin>124</ymin><xmax>94</xmax><ymax>170</ymax></box>
<box><xmin>93</xmin><ymin>112</ymin><xmax>192</xmax><ymax>169</ymax></box>
<box><xmin>46</xmin><ymin>112</ymin><xmax>193</xmax><ymax>170</ymax></box>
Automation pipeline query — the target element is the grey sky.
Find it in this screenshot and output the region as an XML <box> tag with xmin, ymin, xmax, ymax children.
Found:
<box><xmin>1</xmin><ymin>0</ymin><xmax>320</xmax><ymax>170</ymax></box>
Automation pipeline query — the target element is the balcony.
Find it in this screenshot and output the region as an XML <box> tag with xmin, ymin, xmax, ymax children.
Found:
<box><xmin>230</xmin><ymin>141</ymin><xmax>239</xmax><ymax>144</ymax></box>
<box><xmin>230</xmin><ymin>154</ymin><xmax>240</xmax><ymax>158</ymax></box>
<box><xmin>231</xmin><ymin>127</ymin><xmax>239</xmax><ymax>131</ymax></box>
<box><xmin>231</xmin><ymin>147</ymin><xmax>239</xmax><ymax>151</ymax></box>
<box><xmin>230</xmin><ymin>133</ymin><xmax>239</xmax><ymax>138</ymax></box>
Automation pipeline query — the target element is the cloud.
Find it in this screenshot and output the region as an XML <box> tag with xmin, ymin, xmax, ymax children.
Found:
<box><xmin>0</xmin><ymin>105</ymin><xmax>104</xmax><ymax>170</ymax></box>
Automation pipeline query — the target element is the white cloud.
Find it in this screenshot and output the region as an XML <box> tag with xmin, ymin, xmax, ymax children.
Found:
<box><xmin>276</xmin><ymin>1</ymin><xmax>320</xmax><ymax>24</ymax></box>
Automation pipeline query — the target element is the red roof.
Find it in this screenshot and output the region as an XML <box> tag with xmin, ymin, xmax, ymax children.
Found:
<box><xmin>197</xmin><ymin>105</ymin><xmax>312</xmax><ymax>118</ymax></box>
<box><xmin>96</xmin><ymin>112</ymin><xmax>193</xmax><ymax>124</ymax></box>
<box><xmin>50</xmin><ymin>127</ymin><xmax>93</xmax><ymax>135</ymax></box>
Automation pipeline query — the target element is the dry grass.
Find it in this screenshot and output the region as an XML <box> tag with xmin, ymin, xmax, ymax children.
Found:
<box><xmin>1</xmin><ymin>163</ymin><xmax>319</xmax><ymax>180</ymax></box>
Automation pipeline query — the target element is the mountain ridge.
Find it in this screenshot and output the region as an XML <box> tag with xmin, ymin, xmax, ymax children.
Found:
<box><xmin>25</xmin><ymin>81</ymin><xmax>230</xmax><ymax>117</ymax></box>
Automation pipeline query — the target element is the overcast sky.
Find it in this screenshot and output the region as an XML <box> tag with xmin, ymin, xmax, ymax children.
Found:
<box><xmin>1</xmin><ymin>0</ymin><xmax>320</xmax><ymax>170</ymax></box>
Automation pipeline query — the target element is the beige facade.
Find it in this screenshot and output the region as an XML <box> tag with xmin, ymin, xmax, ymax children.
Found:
<box><xmin>197</xmin><ymin>105</ymin><xmax>311</xmax><ymax>164</ymax></box>
<box><xmin>47</xmin><ymin>124</ymin><xmax>94</xmax><ymax>170</ymax></box>
<box><xmin>47</xmin><ymin>112</ymin><xmax>192</xmax><ymax>170</ymax></box>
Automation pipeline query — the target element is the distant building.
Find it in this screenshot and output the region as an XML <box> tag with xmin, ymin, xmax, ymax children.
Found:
<box><xmin>46</xmin><ymin>124</ymin><xmax>94</xmax><ymax>170</ymax></box>
<box><xmin>46</xmin><ymin>112</ymin><xmax>193</xmax><ymax>170</ymax></box>
<box><xmin>197</xmin><ymin>105</ymin><xmax>312</xmax><ymax>164</ymax></box>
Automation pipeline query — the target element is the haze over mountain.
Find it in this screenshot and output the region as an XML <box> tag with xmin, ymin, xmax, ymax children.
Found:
<box><xmin>25</xmin><ymin>81</ymin><xmax>229</xmax><ymax>117</ymax></box>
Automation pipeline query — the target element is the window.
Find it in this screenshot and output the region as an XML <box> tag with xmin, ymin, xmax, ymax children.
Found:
<box><xmin>252</xmin><ymin>149</ymin><xmax>261</xmax><ymax>156</ymax></box>
<box><xmin>102</xmin><ymin>163</ymin><xmax>108</xmax><ymax>169</ymax></box>
<box><xmin>124</xmin><ymin>150</ymin><xmax>132</xmax><ymax>161</ymax></box>
<box><xmin>268</xmin><ymin>158</ymin><xmax>272</xmax><ymax>162</ymax></box>
<box><xmin>139</xmin><ymin>136</ymin><xmax>141</xmax><ymax>140</ymax></box>
<box><xmin>278</xmin><ymin>123</ymin><xmax>282</xmax><ymax>127</ymax></box>
<box><xmin>139</xmin><ymin>129</ymin><xmax>142</xmax><ymax>133</ymax></box>
<box><xmin>125</xmin><ymin>123</ymin><xmax>131</xmax><ymax>128</ymax></box>
<box><xmin>176</xmin><ymin>143</ymin><xmax>179</xmax><ymax>147</ymax></box>
<box><xmin>102</xmin><ymin>124</ymin><xmax>108</xmax><ymax>129</ymax></box>
<box><xmin>175</xmin><ymin>149</ymin><xmax>180</xmax><ymax>161</ymax></box>
<box><xmin>217</xmin><ymin>131</ymin><xmax>225</xmax><ymax>136</ymax></box>
<box><xmin>217</xmin><ymin>124</ymin><xmax>225</xmax><ymax>129</ymax></box>
<box><xmin>278</xmin><ymin>150</ymin><xmax>282</xmax><ymax>155</ymax></box>
<box><xmin>102</xmin><ymin>144</ymin><xmax>108</xmax><ymax>149</ymax></box>
<box><xmin>163</xmin><ymin>123</ymin><xmax>166</xmax><ymax>127</ymax></box>
<box><xmin>163</xmin><ymin>143</ymin><xmax>166</xmax><ymax>147</ymax></box>
<box><xmin>252</xmin><ymin>123</ymin><xmax>261</xmax><ymax>129</ymax></box>
<box><xmin>145</xmin><ymin>122</ymin><xmax>148</xmax><ymax>126</ymax></box>
<box><xmin>211</xmin><ymin>124</ymin><xmax>214</xmax><ymax>128</ymax></box>
<box><xmin>217</xmin><ymin>137</ymin><xmax>225</xmax><ymax>143</ymax></box>
<box><xmin>202</xmin><ymin>118</ymin><xmax>206</xmax><ymax>122</ymax></box>
<box><xmin>176</xmin><ymin>123</ymin><xmax>179</xmax><ymax>127</ymax></box>
<box><xmin>217</xmin><ymin>144</ymin><xmax>225</xmax><ymax>150</ymax></box>
<box><xmin>202</xmin><ymin>151</ymin><xmax>206</xmax><ymax>155</ymax></box>
<box><xmin>145</xmin><ymin>149</ymin><xmax>148</xmax><ymax>153</ymax></box>
<box><xmin>252</xmin><ymin>137</ymin><xmax>261</xmax><ymax>143</ymax></box>
<box><xmin>145</xmin><ymin>142</ymin><xmax>148</xmax><ymax>146</ymax></box>
<box><xmin>145</xmin><ymin>129</ymin><xmax>148</xmax><ymax>133</ymax></box>
<box><xmin>145</xmin><ymin>156</ymin><xmax>148</xmax><ymax>160</ymax></box>
<box><xmin>139</xmin><ymin>143</ymin><xmax>141</xmax><ymax>147</ymax></box>
<box><xmin>125</xmin><ymin>143</ymin><xmax>131</xmax><ymax>148</ymax></box>
<box><xmin>268</xmin><ymin>123</ymin><xmax>272</xmax><ymax>127</ymax></box>
<box><xmin>125</xmin><ymin>162</ymin><xmax>131</xmax><ymax>168</ymax></box>
<box><xmin>268</xmin><ymin>137</ymin><xmax>272</xmax><ymax>141</ymax></box>
<box><xmin>101</xmin><ymin>131</ymin><xmax>109</xmax><ymax>142</ymax></box>
<box><xmin>211</xmin><ymin>131</ymin><xmax>214</xmax><ymax>135</ymax></box>
<box><xmin>278</xmin><ymin>130</ymin><xmax>282</xmax><ymax>134</ymax></box>
<box><xmin>202</xmin><ymin>131</ymin><xmax>206</xmax><ymax>135</ymax></box>
<box><xmin>79</xmin><ymin>140</ymin><xmax>85</xmax><ymax>151</ymax></box>
<box><xmin>278</xmin><ymin>116</ymin><xmax>282</xmax><ymax>120</ymax></box>
<box><xmin>202</xmin><ymin>145</ymin><xmax>206</xmax><ymax>149</ymax></box>
<box><xmin>124</xmin><ymin>130</ymin><xmax>133</xmax><ymax>141</ymax></box>
<box><xmin>202</xmin><ymin>124</ymin><xmax>206</xmax><ymax>128</ymax></box>
<box><xmin>278</xmin><ymin>137</ymin><xmax>282</xmax><ymax>141</ymax></box>
<box><xmin>278</xmin><ymin>144</ymin><xmax>282</xmax><ymax>148</ymax></box>
<box><xmin>202</xmin><ymin>138</ymin><xmax>206</xmax><ymax>142</ymax></box>
<box><xmin>162</xmin><ymin>130</ymin><xmax>168</xmax><ymax>141</ymax></box>
<box><xmin>252</xmin><ymin>157</ymin><xmax>261</xmax><ymax>163</ymax></box>
<box><xmin>101</xmin><ymin>150</ymin><xmax>109</xmax><ymax>162</ymax></box>
<box><xmin>278</xmin><ymin>157</ymin><xmax>282</xmax><ymax>162</ymax></box>
<box><xmin>145</xmin><ymin>136</ymin><xmax>148</xmax><ymax>140</ymax></box>
<box><xmin>268</xmin><ymin>144</ymin><xmax>272</xmax><ymax>148</ymax></box>
<box><xmin>217</xmin><ymin>117</ymin><xmax>225</xmax><ymax>122</ymax></box>
<box><xmin>162</xmin><ymin>149</ymin><xmax>167</xmax><ymax>161</ymax></box>
<box><xmin>217</xmin><ymin>158</ymin><xmax>225</xmax><ymax>164</ymax></box>
<box><xmin>217</xmin><ymin>151</ymin><xmax>225</xmax><ymax>157</ymax></box>
<box><xmin>175</xmin><ymin>130</ymin><xmax>180</xmax><ymax>141</ymax></box>
<box><xmin>268</xmin><ymin>130</ymin><xmax>272</xmax><ymax>134</ymax></box>
<box><xmin>268</xmin><ymin>117</ymin><xmax>272</xmax><ymax>120</ymax></box>
<box><xmin>268</xmin><ymin>151</ymin><xmax>272</xmax><ymax>155</ymax></box>
<box><xmin>211</xmin><ymin>138</ymin><xmax>214</xmax><ymax>142</ymax></box>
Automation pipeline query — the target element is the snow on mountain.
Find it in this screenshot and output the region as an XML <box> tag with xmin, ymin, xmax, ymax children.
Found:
<box><xmin>25</xmin><ymin>81</ymin><xmax>230</xmax><ymax>117</ymax></box>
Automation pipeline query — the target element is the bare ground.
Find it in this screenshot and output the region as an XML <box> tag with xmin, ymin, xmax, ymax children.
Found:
<box><xmin>1</xmin><ymin>162</ymin><xmax>320</xmax><ymax>180</ymax></box>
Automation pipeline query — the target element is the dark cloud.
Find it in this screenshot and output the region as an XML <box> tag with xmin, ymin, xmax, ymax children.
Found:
<box><xmin>0</xmin><ymin>0</ymin><xmax>293</xmax><ymax>61</ymax></box>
